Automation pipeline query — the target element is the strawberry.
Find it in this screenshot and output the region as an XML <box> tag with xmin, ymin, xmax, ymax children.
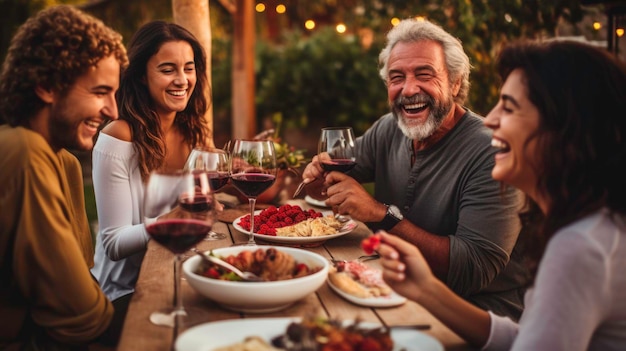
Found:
<box><xmin>361</xmin><ymin>234</ymin><xmax>381</xmax><ymax>255</ymax></box>
<box><xmin>204</xmin><ymin>267</ymin><xmax>220</xmax><ymax>279</ymax></box>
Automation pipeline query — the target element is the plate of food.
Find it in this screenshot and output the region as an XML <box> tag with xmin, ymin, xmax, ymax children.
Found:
<box><xmin>175</xmin><ymin>317</ymin><xmax>444</xmax><ymax>351</ymax></box>
<box><xmin>328</xmin><ymin>260</ymin><xmax>407</xmax><ymax>307</ymax></box>
<box><xmin>232</xmin><ymin>205</ymin><xmax>357</xmax><ymax>245</ymax></box>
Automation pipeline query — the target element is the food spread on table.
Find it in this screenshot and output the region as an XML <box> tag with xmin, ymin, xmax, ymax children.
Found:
<box><xmin>275</xmin><ymin>215</ymin><xmax>343</xmax><ymax>237</ymax></box>
<box><xmin>236</xmin><ymin>204</ymin><xmax>343</xmax><ymax>237</ymax></box>
<box><xmin>328</xmin><ymin>260</ymin><xmax>392</xmax><ymax>299</ymax></box>
<box><xmin>197</xmin><ymin>247</ymin><xmax>321</xmax><ymax>282</ymax></box>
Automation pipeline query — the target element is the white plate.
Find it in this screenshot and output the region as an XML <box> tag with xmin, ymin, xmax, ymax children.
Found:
<box><xmin>305</xmin><ymin>195</ymin><xmax>330</xmax><ymax>208</ymax></box>
<box><xmin>327</xmin><ymin>279</ymin><xmax>407</xmax><ymax>308</ymax></box>
<box><xmin>232</xmin><ymin>210</ymin><xmax>356</xmax><ymax>244</ymax></box>
<box><xmin>175</xmin><ymin>317</ymin><xmax>443</xmax><ymax>351</ymax></box>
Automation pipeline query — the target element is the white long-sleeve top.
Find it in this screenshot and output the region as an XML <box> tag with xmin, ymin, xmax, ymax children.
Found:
<box><xmin>483</xmin><ymin>208</ymin><xmax>626</xmax><ymax>350</ymax></box>
<box><xmin>91</xmin><ymin>133</ymin><xmax>149</xmax><ymax>301</ymax></box>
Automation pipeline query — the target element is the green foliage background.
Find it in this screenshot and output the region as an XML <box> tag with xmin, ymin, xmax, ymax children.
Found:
<box><xmin>254</xmin><ymin>28</ymin><xmax>388</xmax><ymax>135</ymax></box>
<box><xmin>2</xmin><ymin>0</ymin><xmax>593</xmax><ymax>138</ymax></box>
<box><xmin>212</xmin><ymin>0</ymin><xmax>592</xmax><ymax>139</ymax></box>
<box><xmin>0</xmin><ymin>0</ymin><xmax>596</xmax><ymax>227</ymax></box>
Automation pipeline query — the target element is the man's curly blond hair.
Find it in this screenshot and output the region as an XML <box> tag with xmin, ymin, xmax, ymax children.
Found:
<box><xmin>0</xmin><ymin>5</ymin><xmax>128</xmax><ymax>126</ymax></box>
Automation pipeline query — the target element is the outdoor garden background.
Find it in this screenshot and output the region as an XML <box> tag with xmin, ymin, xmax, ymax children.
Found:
<box><xmin>1</xmin><ymin>0</ymin><xmax>624</xmax><ymax>233</ymax></box>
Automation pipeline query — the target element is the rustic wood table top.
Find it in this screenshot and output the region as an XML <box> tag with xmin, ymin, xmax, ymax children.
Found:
<box><xmin>116</xmin><ymin>199</ymin><xmax>474</xmax><ymax>351</ymax></box>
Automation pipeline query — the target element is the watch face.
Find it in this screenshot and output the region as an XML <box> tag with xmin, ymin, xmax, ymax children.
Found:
<box><xmin>388</xmin><ymin>205</ymin><xmax>403</xmax><ymax>219</ymax></box>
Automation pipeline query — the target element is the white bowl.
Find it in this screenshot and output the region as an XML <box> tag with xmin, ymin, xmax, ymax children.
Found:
<box><xmin>183</xmin><ymin>245</ymin><xmax>330</xmax><ymax>313</ymax></box>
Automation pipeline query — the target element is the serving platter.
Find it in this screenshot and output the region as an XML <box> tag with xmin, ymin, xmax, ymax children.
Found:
<box><xmin>327</xmin><ymin>279</ymin><xmax>407</xmax><ymax>308</ymax></box>
<box><xmin>232</xmin><ymin>210</ymin><xmax>357</xmax><ymax>245</ymax></box>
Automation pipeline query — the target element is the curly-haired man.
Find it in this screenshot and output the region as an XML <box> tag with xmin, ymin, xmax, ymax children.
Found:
<box><xmin>0</xmin><ymin>5</ymin><xmax>128</xmax><ymax>349</ymax></box>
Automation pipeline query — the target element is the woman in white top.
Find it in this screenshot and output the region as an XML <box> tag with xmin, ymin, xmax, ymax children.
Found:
<box><xmin>376</xmin><ymin>40</ymin><xmax>626</xmax><ymax>350</ymax></box>
<box><xmin>91</xmin><ymin>21</ymin><xmax>211</xmax><ymax>304</ymax></box>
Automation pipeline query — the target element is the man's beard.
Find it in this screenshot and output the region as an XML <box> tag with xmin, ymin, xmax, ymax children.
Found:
<box><xmin>391</xmin><ymin>93</ymin><xmax>454</xmax><ymax>141</ymax></box>
<box><xmin>48</xmin><ymin>97</ymin><xmax>83</xmax><ymax>151</ymax></box>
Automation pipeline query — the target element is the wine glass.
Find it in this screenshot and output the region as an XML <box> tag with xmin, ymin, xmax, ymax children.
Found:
<box><xmin>185</xmin><ymin>147</ymin><xmax>230</xmax><ymax>240</ymax></box>
<box><xmin>318</xmin><ymin>127</ymin><xmax>357</xmax><ymax>221</ymax></box>
<box><xmin>143</xmin><ymin>169</ymin><xmax>216</xmax><ymax>327</ymax></box>
<box><xmin>318</xmin><ymin>127</ymin><xmax>357</xmax><ymax>173</ymax></box>
<box><xmin>229</xmin><ymin>139</ymin><xmax>277</xmax><ymax>246</ymax></box>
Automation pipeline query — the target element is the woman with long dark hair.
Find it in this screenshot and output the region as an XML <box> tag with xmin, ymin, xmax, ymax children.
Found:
<box><xmin>91</xmin><ymin>21</ymin><xmax>211</xmax><ymax>307</ymax></box>
<box><xmin>377</xmin><ymin>40</ymin><xmax>626</xmax><ymax>350</ymax></box>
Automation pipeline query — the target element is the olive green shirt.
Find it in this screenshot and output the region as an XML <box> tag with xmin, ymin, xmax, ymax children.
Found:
<box><xmin>0</xmin><ymin>125</ymin><xmax>113</xmax><ymax>347</ymax></box>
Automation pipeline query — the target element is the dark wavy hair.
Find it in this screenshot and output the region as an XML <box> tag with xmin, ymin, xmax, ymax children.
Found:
<box><xmin>496</xmin><ymin>40</ymin><xmax>626</xmax><ymax>275</ymax></box>
<box><xmin>0</xmin><ymin>5</ymin><xmax>128</xmax><ymax>125</ymax></box>
<box><xmin>117</xmin><ymin>21</ymin><xmax>211</xmax><ymax>181</ymax></box>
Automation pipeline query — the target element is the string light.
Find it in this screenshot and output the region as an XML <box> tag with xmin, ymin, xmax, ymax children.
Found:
<box><xmin>593</xmin><ymin>21</ymin><xmax>602</xmax><ymax>30</ymax></box>
<box><xmin>415</xmin><ymin>16</ymin><xmax>425</xmax><ymax>22</ymax></box>
<box><xmin>617</xmin><ymin>28</ymin><xmax>625</xmax><ymax>37</ymax></box>
<box><xmin>391</xmin><ymin>17</ymin><xmax>400</xmax><ymax>26</ymax></box>
<box><xmin>255</xmin><ymin>3</ymin><xmax>265</xmax><ymax>13</ymax></box>
<box><xmin>336</xmin><ymin>23</ymin><xmax>347</xmax><ymax>34</ymax></box>
<box><xmin>276</xmin><ymin>4</ymin><xmax>286</xmax><ymax>14</ymax></box>
<box><xmin>305</xmin><ymin>20</ymin><xmax>316</xmax><ymax>30</ymax></box>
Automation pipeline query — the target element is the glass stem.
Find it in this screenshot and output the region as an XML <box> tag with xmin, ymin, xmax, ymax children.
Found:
<box><xmin>247</xmin><ymin>197</ymin><xmax>257</xmax><ymax>245</ymax></box>
<box><xmin>173</xmin><ymin>254</ymin><xmax>186</xmax><ymax>316</ymax></box>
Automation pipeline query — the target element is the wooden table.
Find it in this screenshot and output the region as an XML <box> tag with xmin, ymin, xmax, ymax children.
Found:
<box><xmin>117</xmin><ymin>200</ymin><xmax>474</xmax><ymax>351</ymax></box>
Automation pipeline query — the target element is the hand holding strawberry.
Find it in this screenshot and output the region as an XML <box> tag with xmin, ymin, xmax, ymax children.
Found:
<box><xmin>361</xmin><ymin>234</ymin><xmax>381</xmax><ymax>255</ymax></box>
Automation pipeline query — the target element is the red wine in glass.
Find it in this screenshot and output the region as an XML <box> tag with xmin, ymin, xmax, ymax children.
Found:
<box><xmin>229</xmin><ymin>139</ymin><xmax>278</xmax><ymax>246</ymax></box>
<box><xmin>146</xmin><ymin>219</ymin><xmax>211</xmax><ymax>254</ymax></box>
<box><xmin>320</xmin><ymin>159</ymin><xmax>357</xmax><ymax>173</ymax></box>
<box><xmin>185</xmin><ymin>148</ymin><xmax>230</xmax><ymax>241</ymax></box>
<box><xmin>143</xmin><ymin>170</ymin><xmax>216</xmax><ymax>327</ymax></box>
<box><xmin>179</xmin><ymin>194</ymin><xmax>213</xmax><ymax>213</ymax></box>
<box><xmin>318</xmin><ymin>127</ymin><xmax>357</xmax><ymax>174</ymax></box>
<box><xmin>207</xmin><ymin>172</ymin><xmax>230</xmax><ymax>192</ymax></box>
<box><xmin>318</xmin><ymin>127</ymin><xmax>357</xmax><ymax>223</ymax></box>
<box><xmin>230</xmin><ymin>173</ymin><xmax>276</xmax><ymax>197</ymax></box>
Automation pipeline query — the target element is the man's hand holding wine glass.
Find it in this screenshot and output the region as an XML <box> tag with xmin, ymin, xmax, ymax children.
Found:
<box><xmin>322</xmin><ymin>171</ymin><xmax>387</xmax><ymax>223</ymax></box>
<box><xmin>300</xmin><ymin>127</ymin><xmax>384</xmax><ymax>222</ymax></box>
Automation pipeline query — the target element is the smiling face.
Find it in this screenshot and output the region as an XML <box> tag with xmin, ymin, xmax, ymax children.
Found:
<box><xmin>386</xmin><ymin>40</ymin><xmax>461</xmax><ymax>140</ymax></box>
<box><xmin>484</xmin><ymin>68</ymin><xmax>541</xmax><ymax>200</ymax></box>
<box><xmin>47</xmin><ymin>54</ymin><xmax>121</xmax><ymax>151</ymax></box>
<box><xmin>145</xmin><ymin>40</ymin><xmax>196</xmax><ymax>119</ymax></box>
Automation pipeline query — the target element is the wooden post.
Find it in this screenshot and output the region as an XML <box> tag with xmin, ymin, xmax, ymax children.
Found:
<box><xmin>172</xmin><ymin>0</ymin><xmax>215</xmax><ymax>147</ymax></box>
<box><xmin>232</xmin><ymin>0</ymin><xmax>256</xmax><ymax>139</ymax></box>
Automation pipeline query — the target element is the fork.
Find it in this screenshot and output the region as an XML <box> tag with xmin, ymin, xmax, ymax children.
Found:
<box><xmin>334</xmin><ymin>213</ymin><xmax>351</xmax><ymax>223</ymax></box>
<box><xmin>292</xmin><ymin>178</ymin><xmax>309</xmax><ymax>198</ymax></box>
<box><xmin>194</xmin><ymin>250</ymin><xmax>265</xmax><ymax>282</ymax></box>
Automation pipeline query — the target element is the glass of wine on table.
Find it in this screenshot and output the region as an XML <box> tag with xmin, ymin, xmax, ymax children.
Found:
<box><xmin>143</xmin><ymin>169</ymin><xmax>217</xmax><ymax>327</ymax></box>
<box><xmin>229</xmin><ymin>139</ymin><xmax>277</xmax><ymax>246</ymax></box>
<box><xmin>185</xmin><ymin>147</ymin><xmax>230</xmax><ymax>240</ymax></box>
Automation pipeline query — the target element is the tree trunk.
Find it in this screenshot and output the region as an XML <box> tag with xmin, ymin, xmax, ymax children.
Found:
<box><xmin>232</xmin><ymin>0</ymin><xmax>256</xmax><ymax>139</ymax></box>
<box><xmin>172</xmin><ymin>0</ymin><xmax>215</xmax><ymax>147</ymax></box>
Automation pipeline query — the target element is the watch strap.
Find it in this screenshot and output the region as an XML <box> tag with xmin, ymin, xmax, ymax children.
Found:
<box><xmin>366</xmin><ymin>204</ymin><xmax>402</xmax><ymax>232</ymax></box>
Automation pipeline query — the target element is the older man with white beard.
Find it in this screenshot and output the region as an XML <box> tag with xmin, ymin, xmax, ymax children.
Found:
<box><xmin>302</xmin><ymin>18</ymin><xmax>529</xmax><ymax>320</ymax></box>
